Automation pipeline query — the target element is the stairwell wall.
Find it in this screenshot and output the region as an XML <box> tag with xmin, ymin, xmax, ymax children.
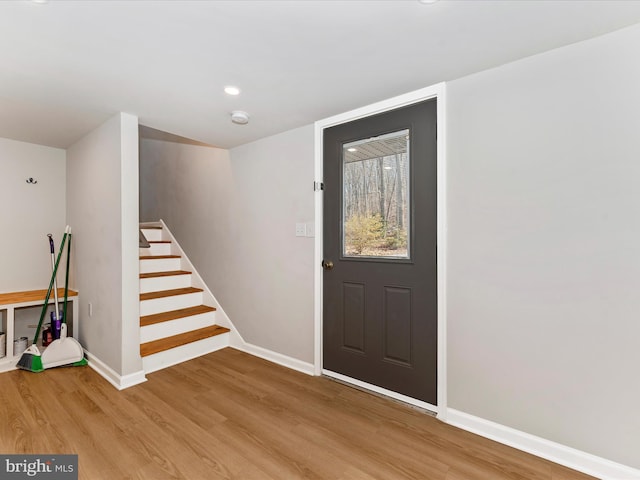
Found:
<box><xmin>67</xmin><ymin>112</ymin><xmax>142</xmax><ymax>379</ymax></box>
<box><xmin>139</xmin><ymin>125</ymin><xmax>315</xmax><ymax>364</ymax></box>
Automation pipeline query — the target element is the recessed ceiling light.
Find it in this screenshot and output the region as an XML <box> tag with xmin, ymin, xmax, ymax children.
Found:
<box><xmin>224</xmin><ymin>86</ymin><xmax>240</xmax><ymax>96</ymax></box>
<box><xmin>347</xmin><ymin>147</ymin><xmax>357</xmax><ymax>152</ymax></box>
<box><xmin>418</xmin><ymin>0</ymin><xmax>440</xmax><ymax>4</ymax></box>
<box><xmin>31</xmin><ymin>0</ymin><xmax>49</xmax><ymax>4</ymax></box>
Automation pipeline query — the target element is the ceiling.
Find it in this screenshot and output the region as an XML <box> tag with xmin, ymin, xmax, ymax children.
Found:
<box><xmin>2</xmin><ymin>0</ymin><xmax>640</xmax><ymax>150</ymax></box>
<box><xmin>344</xmin><ymin>130</ymin><xmax>408</xmax><ymax>164</ymax></box>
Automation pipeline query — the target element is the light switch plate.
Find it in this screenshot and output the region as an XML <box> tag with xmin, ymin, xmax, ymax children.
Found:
<box><xmin>305</xmin><ymin>222</ymin><xmax>315</xmax><ymax>237</ymax></box>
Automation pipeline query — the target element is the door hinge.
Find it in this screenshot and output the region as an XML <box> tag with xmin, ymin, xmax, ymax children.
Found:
<box><xmin>314</xmin><ymin>181</ymin><xmax>324</xmax><ymax>191</ymax></box>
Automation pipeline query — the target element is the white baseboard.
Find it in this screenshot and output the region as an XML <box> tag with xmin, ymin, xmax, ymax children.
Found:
<box><xmin>446</xmin><ymin>409</ymin><xmax>640</xmax><ymax>480</ymax></box>
<box><xmin>232</xmin><ymin>341</ymin><xmax>315</xmax><ymax>376</ymax></box>
<box><xmin>85</xmin><ymin>350</ymin><xmax>147</xmax><ymax>390</ymax></box>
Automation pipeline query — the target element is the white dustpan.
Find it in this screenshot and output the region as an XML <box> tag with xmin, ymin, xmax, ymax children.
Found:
<box><xmin>41</xmin><ymin>323</ymin><xmax>85</xmax><ymax>369</ymax></box>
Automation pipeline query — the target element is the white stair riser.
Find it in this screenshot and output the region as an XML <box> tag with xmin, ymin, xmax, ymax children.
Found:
<box><xmin>140</xmin><ymin>243</ymin><xmax>172</xmax><ymax>256</ymax></box>
<box><xmin>140</xmin><ymin>312</ymin><xmax>216</xmax><ymax>343</ymax></box>
<box><xmin>142</xmin><ymin>333</ymin><xmax>230</xmax><ymax>374</ymax></box>
<box><xmin>140</xmin><ymin>228</ymin><xmax>165</xmax><ymax>242</ymax></box>
<box><xmin>139</xmin><ymin>245</ymin><xmax>172</xmax><ymax>256</ymax></box>
<box><xmin>140</xmin><ymin>292</ymin><xmax>203</xmax><ymax>316</ymax></box>
<box><xmin>140</xmin><ymin>274</ymin><xmax>192</xmax><ymax>294</ymax></box>
<box><xmin>140</xmin><ymin>257</ymin><xmax>181</xmax><ymax>274</ymax></box>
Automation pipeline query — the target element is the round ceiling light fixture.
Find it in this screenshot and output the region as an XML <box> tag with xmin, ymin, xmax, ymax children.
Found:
<box><xmin>417</xmin><ymin>0</ymin><xmax>440</xmax><ymax>3</ymax></box>
<box><xmin>230</xmin><ymin>111</ymin><xmax>250</xmax><ymax>125</ymax></box>
<box><xmin>224</xmin><ymin>86</ymin><xmax>241</xmax><ymax>96</ymax></box>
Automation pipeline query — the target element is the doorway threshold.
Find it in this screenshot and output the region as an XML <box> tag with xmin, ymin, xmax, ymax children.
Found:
<box><xmin>322</xmin><ymin>369</ymin><xmax>437</xmax><ymax>416</ymax></box>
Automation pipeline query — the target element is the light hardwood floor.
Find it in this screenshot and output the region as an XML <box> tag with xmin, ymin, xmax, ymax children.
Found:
<box><xmin>0</xmin><ymin>348</ymin><xmax>595</xmax><ymax>479</ymax></box>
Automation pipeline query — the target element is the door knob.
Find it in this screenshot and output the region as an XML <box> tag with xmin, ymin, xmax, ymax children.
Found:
<box><xmin>322</xmin><ymin>260</ymin><xmax>334</xmax><ymax>270</ymax></box>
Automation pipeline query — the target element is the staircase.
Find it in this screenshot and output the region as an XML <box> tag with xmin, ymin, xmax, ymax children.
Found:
<box><xmin>139</xmin><ymin>223</ymin><xmax>230</xmax><ymax>373</ymax></box>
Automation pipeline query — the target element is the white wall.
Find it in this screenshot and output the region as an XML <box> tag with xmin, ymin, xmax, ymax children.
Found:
<box><xmin>67</xmin><ymin>113</ymin><xmax>141</xmax><ymax>377</ymax></box>
<box><xmin>139</xmin><ymin>125</ymin><xmax>315</xmax><ymax>363</ymax></box>
<box><xmin>447</xmin><ymin>23</ymin><xmax>640</xmax><ymax>469</ymax></box>
<box><xmin>228</xmin><ymin>126</ymin><xmax>315</xmax><ymax>361</ymax></box>
<box><xmin>0</xmin><ymin>137</ymin><xmax>66</xmax><ymax>292</ymax></box>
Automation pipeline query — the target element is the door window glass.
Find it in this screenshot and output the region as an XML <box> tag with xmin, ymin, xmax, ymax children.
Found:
<box><xmin>342</xmin><ymin>129</ymin><xmax>409</xmax><ymax>259</ymax></box>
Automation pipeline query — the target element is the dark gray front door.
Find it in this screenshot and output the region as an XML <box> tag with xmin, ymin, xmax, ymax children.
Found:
<box><xmin>323</xmin><ymin>99</ymin><xmax>437</xmax><ymax>404</ymax></box>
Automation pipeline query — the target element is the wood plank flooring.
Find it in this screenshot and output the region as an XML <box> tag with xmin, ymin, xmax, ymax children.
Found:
<box><xmin>0</xmin><ymin>348</ymin><xmax>596</xmax><ymax>480</ymax></box>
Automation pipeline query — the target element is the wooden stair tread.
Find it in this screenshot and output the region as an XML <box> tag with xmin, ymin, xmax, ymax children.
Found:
<box><xmin>140</xmin><ymin>305</ymin><xmax>216</xmax><ymax>327</ymax></box>
<box><xmin>148</xmin><ymin>240</ymin><xmax>171</xmax><ymax>244</ymax></box>
<box><xmin>140</xmin><ymin>270</ymin><xmax>191</xmax><ymax>279</ymax></box>
<box><xmin>141</xmin><ymin>225</ymin><xmax>163</xmax><ymax>229</ymax></box>
<box><xmin>140</xmin><ymin>325</ymin><xmax>230</xmax><ymax>357</ymax></box>
<box><xmin>140</xmin><ymin>287</ymin><xmax>203</xmax><ymax>301</ymax></box>
<box><xmin>140</xmin><ymin>255</ymin><xmax>181</xmax><ymax>260</ymax></box>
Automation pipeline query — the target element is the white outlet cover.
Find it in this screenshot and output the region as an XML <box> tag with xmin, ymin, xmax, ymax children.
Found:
<box><xmin>295</xmin><ymin>223</ymin><xmax>306</xmax><ymax>237</ymax></box>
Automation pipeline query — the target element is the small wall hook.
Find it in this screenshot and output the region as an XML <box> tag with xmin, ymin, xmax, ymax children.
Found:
<box><xmin>26</xmin><ymin>177</ymin><xmax>38</xmax><ymax>184</ymax></box>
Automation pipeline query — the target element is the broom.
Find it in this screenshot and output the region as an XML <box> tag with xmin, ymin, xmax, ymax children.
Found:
<box><xmin>40</xmin><ymin>227</ymin><xmax>88</xmax><ymax>369</ymax></box>
<box><xmin>16</xmin><ymin>227</ymin><xmax>69</xmax><ymax>372</ymax></box>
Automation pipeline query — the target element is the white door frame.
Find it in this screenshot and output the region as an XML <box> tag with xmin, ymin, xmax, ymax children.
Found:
<box><xmin>313</xmin><ymin>82</ymin><xmax>448</xmax><ymax>420</ymax></box>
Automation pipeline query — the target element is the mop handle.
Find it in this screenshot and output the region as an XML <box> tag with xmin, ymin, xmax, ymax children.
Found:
<box><xmin>48</xmin><ymin>234</ymin><xmax>60</xmax><ymax>319</ymax></box>
<box><xmin>32</xmin><ymin>228</ymin><xmax>69</xmax><ymax>344</ymax></box>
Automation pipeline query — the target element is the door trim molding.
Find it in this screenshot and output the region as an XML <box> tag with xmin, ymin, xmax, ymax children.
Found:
<box><xmin>313</xmin><ymin>83</ymin><xmax>448</xmax><ymax>419</ymax></box>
